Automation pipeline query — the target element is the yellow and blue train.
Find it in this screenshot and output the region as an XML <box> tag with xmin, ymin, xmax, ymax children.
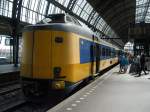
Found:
<box><xmin>21</xmin><ymin>14</ymin><xmax>120</xmax><ymax>95</ymax></box>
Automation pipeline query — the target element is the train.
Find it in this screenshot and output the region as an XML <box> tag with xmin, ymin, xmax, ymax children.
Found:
<box><xmin>0</xmin><ymin>36</ymin><xmax>22</xmax><ymax>64</ymax></box>
<box><xmin>0</xmin><ymin>36</ymin><xmax>12</xmax><ymax>64</ymax></box>
<box><xmin>21</xmin><ymin>14</ymin><xmax>121</xmax><ymax>96</ymax></box>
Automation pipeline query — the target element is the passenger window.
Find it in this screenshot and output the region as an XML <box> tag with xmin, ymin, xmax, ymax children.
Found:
<box><xmin>108</xmin><ymin>49</ymin><xmax>111</xmax><ymax>56</ymax></box>
<box><xmin>106</xmin><ymin>48</ymin><xmax>108</xmax><ymax>56</ymax></box>
<box><xmin>111</xmin><ymin>50</ymin><xmax>113</xmax><ymax>57</ymax></box>
<box><xmin>0</xmin><ymin>37</ymin><xmax>1</xmax><ymax>44</ymax></box>
<box><xmin>72</xmin><ymin>18</ymin><xmax>81</xmax><ymax>26</ymax></box>
<box><xmin>5</xmin><ymin>39</ymin><xmax>10</xmax><ymax>46</ymax></box>
<box><xmin>66</xmin><ymin>16</ymin><xmax>73</xmax><ymax>23</ymax></box>
<box><xmin>99</xmin><ymin>46</ymin><xmax>101</xmax><ymax>56</ymax></box>
<box><xmin>114</xmin><ymin>50</ymin><xmax>116</xmax><ymax>56</ymax></box>
<box><xmin>107</xmin><ymin>48</ymin><xmax>109</xmax><ymax>57</ymax></box>
<box><xmin>102</xmin><ymin>48</ymin><xmax>105</xmax><ymax>56</ymax></box>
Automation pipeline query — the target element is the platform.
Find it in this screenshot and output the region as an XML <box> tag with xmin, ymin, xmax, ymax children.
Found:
<box><xmin>47</xmin><ymin>65</ymin><xmax>150</xmax><ymax>112</ymax></box>
<box><xmin>0</xmin><ymin>64</ymin><xmax>20</xmax><ymax>75</ymax></box>
<box><xmin>0</xmin><ymin>64</ymin><xmax>20</xmax><ymax>85</ymax></box>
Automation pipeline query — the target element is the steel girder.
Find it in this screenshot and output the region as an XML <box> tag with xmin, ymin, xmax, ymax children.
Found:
<box><xmin>87</xmin><ymin>0</ymin><xmax>135</xmax><ymax>42</ymax></box>
<box><xmin>46</xmin><ymin>0</ymin><xmax>106</xmax><ymax>35</ymax></box>
<box><xmin>12</xmin><ymin>0</ymin><xmax>23</xmax><ymax>66</ymax></box>
<box><xmin>141</xmin><ymin>0</ymin><xmax>150</xmax><ymax>21</ymax></box>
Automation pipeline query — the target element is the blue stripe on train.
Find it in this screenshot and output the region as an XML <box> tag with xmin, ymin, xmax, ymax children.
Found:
<box><xmin>79</xmin><ymin>38</ymin><xmax>115</xmax><ymax>64</ymax></box>
<box><xmin>80</xmin><ymin>38</ymin><xmax>94</xmax><ymax>63</ymax></box>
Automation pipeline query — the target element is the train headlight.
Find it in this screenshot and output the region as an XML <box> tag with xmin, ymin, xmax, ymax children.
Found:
<box><xmin>52</xmin><ymin>81</ymin><xmax>65</xmax><ymax>89</ymax></box>
<box><xmin>55</xmin><ymin>37</ymin><xmax>63</xmax><ymax>43</ymax></box>
<box><xmin>54</xmin><ymin>67</ymin><xmax>61</xmax><ymax>78</ymax></box>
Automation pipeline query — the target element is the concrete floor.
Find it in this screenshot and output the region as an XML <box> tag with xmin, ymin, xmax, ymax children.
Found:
<box><xmin>48</xmin><ymin>66</ymin><xmax>150</xmax><ymax>112</ymax></box>
<box><xmin>0</xmin><ymin>64</ymin><xmax>19</xmax><ymax>74</ymax></box>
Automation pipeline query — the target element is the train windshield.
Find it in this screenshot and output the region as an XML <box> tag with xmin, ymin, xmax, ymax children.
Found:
<box><xmin>38</xmin><ymin>14</ymin><xmax>65</xmax><ymax>24</ymax></box>
<box><xmin>37</xmin><ymin>14</ymin><xmax>81</xmax><ymax>26</ymax></box>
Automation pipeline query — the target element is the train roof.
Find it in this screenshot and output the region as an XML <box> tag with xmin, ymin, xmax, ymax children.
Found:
<box><xmin>23</xmin><ymin>13</ymin><xmax>120</xmax><ymax>50</ymax></box>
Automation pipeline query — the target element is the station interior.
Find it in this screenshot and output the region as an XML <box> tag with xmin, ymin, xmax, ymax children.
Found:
<box><xmin>0</xmin><ymin>0</ymin><xmax>150</xmax><ymax>112</ymax></box>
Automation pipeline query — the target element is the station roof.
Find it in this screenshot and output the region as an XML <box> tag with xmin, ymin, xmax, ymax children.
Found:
<box><xmin>3</xmin><ymin>0</ymin><xmax>150</xmax><ymax>47</ymax></box>
<box><xmin>136</xmin><ymin>0</ymin><xmax>150</xmax><ymax>23</ymax></box>
<box><xmin>87</xmin><ymin>0</ymin><xmax>136</xmax><ymax>40</ymax></box>
<box><xmin>0</xmin><ymin>0</ymin><xmax>125</xmax><ymax>48</ymax></box>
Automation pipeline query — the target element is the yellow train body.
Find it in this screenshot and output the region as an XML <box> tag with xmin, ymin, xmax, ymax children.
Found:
<box><xmin>21</xmin><ymin>29</ymin><xmax>118</xmax><ymax>90</ymax></box>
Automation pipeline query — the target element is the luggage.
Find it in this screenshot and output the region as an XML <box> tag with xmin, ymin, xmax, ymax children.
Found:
<box><xmin>129</xmin><ymin>63</ymin><xmax>135</xmax><ymax>73</ymax></box>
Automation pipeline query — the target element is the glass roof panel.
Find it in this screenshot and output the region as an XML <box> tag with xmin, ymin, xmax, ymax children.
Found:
<box><xmin>73</xmin><ymin>0</ymin><xmax>86</xmax><ymax>16</ymax></box>
<box><xmin>48</xmin><ymin>3</ymin><xmax>65</xmax><ymax>14</ymax></box>
<box><xmin>136</xmin><ymin>0</ymin><xmax>150</xmax><ymax>23</ymax></box>
<box><xmin>18</xmin><ymin>0</ymin><xmax>119</xmax><ymax>38</ymax></box>
<box><xmin>0</xmin><ymin>0</ymin><xmax>13</xmax><ymax>18</ymax></box>
<box><xmin>80</xmin><ymin>3</ymin><xmax>93</xmax><ymax>20</ymax></box>
<box><xmin>145</xmin><ymin>6</ymin><xmax>150</xmax><ymax>22</ymax></box>
<box><xmin>55</xmin><ymin>0</ymin><xmax>70</xmax><ymax>8</ymax></box>
<box><xmin>20</xmin><ymin>0</ymin><xmax>48</xmax><ymax>24</ymax></box>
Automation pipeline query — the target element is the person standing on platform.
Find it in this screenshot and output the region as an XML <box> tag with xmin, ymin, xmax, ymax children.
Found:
<box><xmin>138</xmin><ymin>53</ymin><xmax>147</xmax><ymax>76</ymax></box>
<box><xmin>124</xmin><ymin>54</ymin><xmax>129</xmax><ymax>73</ymax></box>
<box><xmin>135</xmin><ymin>55</ymin><xmax>141</xmax><ymax>75</ymax></box>
<box><xmin>119</xmin><ymin>55</ymin><xmax>127</xmax><ymax>73</ymax></box>
<box><xmin>119</xmin><ymin>54</ymin><xmax>123</xmax><ymax>73</ymax></box>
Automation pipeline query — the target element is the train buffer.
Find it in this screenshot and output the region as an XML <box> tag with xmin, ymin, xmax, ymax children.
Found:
<box><xmin>47</xmin><ymin>65</ymin><xmax>150</xmax><ymax>112</ymax></box>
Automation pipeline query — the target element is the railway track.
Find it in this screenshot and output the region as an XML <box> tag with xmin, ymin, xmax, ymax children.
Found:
<box><xmin>2</xmin><ymin>64</ymin><xmax>118</xmax><ymax>112</ymax></box>
<box><xmin>0</xmin><ymin>82</ymin><xmax>26</xmax><ymax>112</ymax></box>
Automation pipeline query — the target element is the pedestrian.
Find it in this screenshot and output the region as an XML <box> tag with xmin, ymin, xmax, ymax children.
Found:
<box><xmin>119</xmin><ymin>55</ymin><xmax>127</xmax><ymax>73</ymax></box>
<box><xmin>135</xmin><ymin>54</ymin><xmax>141</xmax><ymax>75</ymax></box>
<box><xmin>119</xmin><ymin>54</ymin><xmax>123</xmax><ymax>73</ymax></box>
<box><xmin>136</xmin><ymin>53</ymin><xmax>147</xmax><ymax>77</ymax></box>
<box><xmin>124</xmin><ymin>54</ymin><xmax>129</xmax><ymax>73</ymax></box>
<box><xmin>145</xmin><ymin>59</ymin><xmax>149</xmax><ymax>73</ymax></box>
<box><xmin>129</xmin><ymin>56</ymin><xmax>136</xmax><ymax>74</ymax></box>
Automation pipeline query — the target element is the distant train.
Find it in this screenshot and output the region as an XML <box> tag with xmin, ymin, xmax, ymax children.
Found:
<box><xmin>0</xmin><ymin>37</ymin><xmax>22</xmax><ymax>64</ymax></box>
<box><xmin>0</xmin><ymin>37</ymin><xmax>12</xmax><ymax>64</ymax></box>
<box><xmin>21</xmin><ymin>14</ymin><xmax>121</xmax><ymax>95</ymax></box>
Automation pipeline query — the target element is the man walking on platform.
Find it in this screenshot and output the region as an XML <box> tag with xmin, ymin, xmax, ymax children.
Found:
<box><xmin>137</xmin><ymin>53</ymin><xmax>147</xmax><ymax>77</ymax></box>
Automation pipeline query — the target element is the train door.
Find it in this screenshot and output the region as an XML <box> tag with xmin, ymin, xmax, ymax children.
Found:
<box><xmin>90</xmin><ymin>43</ymin><xmax>94</xmax><ymax>75</ymax></box>
<box><xmin>90</xmin><ymin>35</ymin><xmax>100</xmax><ymax>75</ymax></box>
<box><xmin>95</xmin><ymin>42</ymin><xmax>100</xmax><ymax>73</ymax></box>
<box><xmin>32</xmin><ymin>31</ymin><xmax>52</xmax><ymax>79</ymax></box>
<box><xmin>51</xmin><ymin>31</ymin><xmax>67</xmax><ymax>80</ymax></box>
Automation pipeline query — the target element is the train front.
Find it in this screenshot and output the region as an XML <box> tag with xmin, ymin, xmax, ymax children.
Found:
<box><xmin>21</xmin><ymin>14</ymin><xmax>71</xmax><ymax>96</ymax></box>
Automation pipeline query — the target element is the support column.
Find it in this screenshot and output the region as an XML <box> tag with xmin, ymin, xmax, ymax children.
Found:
<box><xmin>11</xmin><ymin>0</ymin><xmax>22</xmax><ymax>67</ymax></box>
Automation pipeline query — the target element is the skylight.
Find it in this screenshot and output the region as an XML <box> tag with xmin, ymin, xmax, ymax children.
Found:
<box><xmin>136</xmin><ymin>0</ymin><xmax>150</xmax><ymax>23</ymax></box>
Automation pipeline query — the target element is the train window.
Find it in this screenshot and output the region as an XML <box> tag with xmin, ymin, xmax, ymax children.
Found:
<box><xmin>55</xmin><ymin>37</ymin><xmax>63</xmax><ymax>43</ymax></box>
<box><xmin>66</xmin><ymin>16</ymin><xmax>73</xmax><ymax>23</ymax></box>
<box><xmin>113</xmin><ymin>50</ymin><xmax>115</xmax><ymax>57</ymax></box>
<box><xmin>5</xmin><ymin>38</ymin><xmax>10</xmax><ymax>46</ymax></box>
<box><xmin>114</xmin><ymin>50</ymin><xmax>116</xmax><ymax>57</ymax></box>
<box><xmin>66</xmin><ymin>15</ymin><xmax>81</xmax><ymax>26</ymax></box>
<box><xmin>105</xmin><ymin>48</ymin><xmax>108</xmax><ymax>56</ymax></box>
<box><xmin>108</xmin><ymin>49</ymin><xmax>111</xmax><ymax>56</ymax></box>
<box><xmin>108</xmin><ymin>49</ymin><xmax>109</xmax><ymax>56</ymax></box>
<box><xmin>111</xmin><ymin>50</ymin><xmax>113</xmax><ymax>57</ymax></box>
<box><xmin>102</xmin><ymin>47</ymin><xmax>105</xmax><ymax>56</ymax></box>
<box><xmin>72</xmin><ymin>17</ymin><xmax>81</xmax><ymax>26</ymax></box>
<box><xmin>0</xmin><ymin>37</ymin><xmax>2</xmax><ymax>44</ymax></box>
<box><xmin>114</xmin><ymin>50</ymin><xmax>116</xmax><ymax>56</ymax></box>
<box><xmin>99</xmin><ymin>46</ymin><xmax>101</xmax><ymax>56</ymax></box>
<box><xmin>42</xmin><ymin>18</ymin><xmax>52</xmax><ymax>24</ymax></box>
<box><xmin>107</xmin><ymin>48</ymin><xmax>109</xmax><ymax>56</ymax></box>
<box><xmin>38</xmin><ymin>14</ymin><xmax>65</xmax><ymax>24</ymax></box>
<box><xmin>108</xmin><ymin>49</ymin><xmax>110</xmax><ymax>56</ymax></box>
